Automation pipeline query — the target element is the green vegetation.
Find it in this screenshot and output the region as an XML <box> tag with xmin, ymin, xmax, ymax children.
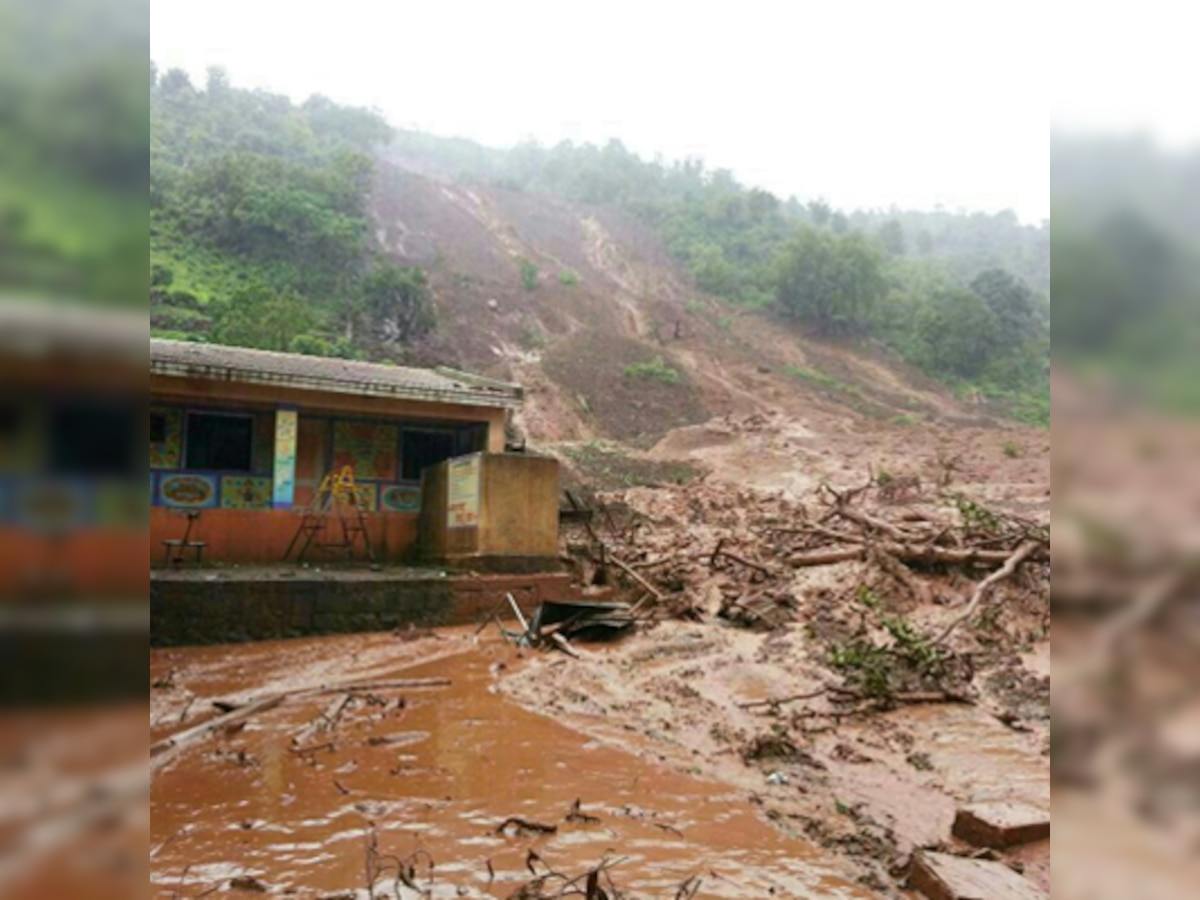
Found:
<box><xmin>519</xmin><ymin>258</ymin><xmax>540</xmax><ymax>291</ymax></box>
<box><xmin>774</xmin><ymin>228</ymin><xmax>888</xmax><ymax>335</ymax></box>
<box><xmin>150</xmin><ymin>64</ymin><xmax>425</xmax><ymax>357</ymax></box>
<box><xmin>1053</xmin><ymin>136</ymin><xmax>1200</xmax><ymax>416</ymax></box>
<box><xmin>146</xmin><ymin>61</ymin><xmax>1050</xmax><ymax>418</ymax></box>
<box><xmin>623</xmin><ymin>356</ymin><xmax>682</xmax><ymax>385</ymax></box>
<box><xmin>0</xmin><ymin>0</ymin><xmax>147</xmax><ymax>305</ymax></box>
<box><xmin>831</xmin><ymin>610</ymin><xmax>949</xmax><ymax>700</ymax></box>
<box><xmin>783</xmin><ymin>364</ymin><xmax>847</xmax><ymax>392</ymax></box>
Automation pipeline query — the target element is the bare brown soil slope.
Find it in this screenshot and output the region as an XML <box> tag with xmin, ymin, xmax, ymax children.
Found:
<box><xmin>368</xmin><ymin>160</ymin><xmax>989</xmax><ymax>454</ymax></box>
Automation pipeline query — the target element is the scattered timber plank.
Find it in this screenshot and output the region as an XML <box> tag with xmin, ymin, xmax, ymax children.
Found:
<box><xmin>909</xmin><ymin>851</ymin><xmax>1047</xmax><ymax>900</ymax></box>
<box><xmin>311</xmin><ymin>677</ymin><xmax>451</xmax><ymax>696</ymax></box>
<box><xmin>952</xmin><ymin>802</ymin><xmax>1050</xmax><ymax>849</ymax></box>
<box><xmin>150</xmin><ymin>695</ymin><xmax>285</xmax><ymax>765</ymax></box>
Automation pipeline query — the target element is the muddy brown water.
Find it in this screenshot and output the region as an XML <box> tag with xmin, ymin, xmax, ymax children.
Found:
<box><xmin>151</xmin><ymin>635</ymin><xmax>877</xmax><ymax>898</ymax></box>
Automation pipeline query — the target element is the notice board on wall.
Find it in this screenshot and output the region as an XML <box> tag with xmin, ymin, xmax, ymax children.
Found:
<box><xmin>447</xmin><ymin>455</ymin><xmax>480</xmax><ymax>529</ymax></box>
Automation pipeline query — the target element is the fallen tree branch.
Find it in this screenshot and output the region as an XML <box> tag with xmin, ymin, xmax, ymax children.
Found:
<box><xmin>712</xmin><ymin>544</ymin><xmax>773</xmax><ymax>578</ymax></box>
<box><xmin>610</xmin><ymin>553</ymin><xmax>667</xmax><ymax>603</ymax></box>
<box><xmin>789</xmin><ymin>541</ymin><xmax>1045</xmax><ymax>569</ymax></box>
<box><xmin>737</xmin><ymin>686</ymin><xmax>832</xmax><ymax>710</ymax></box>
<box><xmin>930</xmin><ymin>540</ymin><xmax>1042</xmax><ymax>646</ymax></box>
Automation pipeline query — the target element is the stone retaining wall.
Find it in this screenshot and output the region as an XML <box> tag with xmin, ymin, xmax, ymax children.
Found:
<box><xmin>150</xmin><ymin>573</ymin><xmax>573</xmax><ymax>646</ymax></box>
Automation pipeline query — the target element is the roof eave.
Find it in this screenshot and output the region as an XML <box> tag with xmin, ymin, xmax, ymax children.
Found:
<box><xmin>150</xmin><ymin>361</ymin><xmax>523</xmax><ymax>410</ymax></box>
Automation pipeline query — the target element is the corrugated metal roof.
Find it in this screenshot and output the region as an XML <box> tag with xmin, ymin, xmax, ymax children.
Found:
<box><xmin>151</xmin><ymin>339</ymin><xmax>523</xmax><ymax>409</ymax></box>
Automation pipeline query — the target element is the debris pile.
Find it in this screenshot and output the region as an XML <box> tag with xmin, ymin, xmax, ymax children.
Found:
<box><xmin>564</xmin><ymin>475</ymin><xmax>1049</xmax><ymax>650</ymax></box>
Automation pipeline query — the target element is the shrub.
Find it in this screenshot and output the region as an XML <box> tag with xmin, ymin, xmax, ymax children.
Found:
<box><xmin>558</xmin><ymin>269</ymin><xmax>579</xmax><ymax>287</ymax></box>
<box><xmin>623</xmin><ymin>356</ymin><xmax>681</xmax><ymax>385</ymax></box>
<box><xmin>151</xmin><ymin>263</ymin><xmax>174</xmax><ymax>287</ymax></box>
<box><xmin>519</xmin><ymin>259</ymin><xmax>539</xmax><ymax>291</ymax></box>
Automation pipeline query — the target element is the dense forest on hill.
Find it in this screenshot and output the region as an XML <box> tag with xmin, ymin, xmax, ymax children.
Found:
<box><xmin>151</xmin><ymin>66</ymin><xmax>1049</xmax><ymax>424</ymax></box>
<box><xmin>1053</xmin><ymin>136</ymin><xmax>1200</xmax><ymax>414</ymax></box>
<box><xmin>0</xmin><ymin>0</ymin><xmax>146</xmax><ymax>305</ymax></box>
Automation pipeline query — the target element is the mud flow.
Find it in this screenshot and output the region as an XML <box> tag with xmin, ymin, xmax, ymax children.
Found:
<box><xmin>150</xmin><ymin>633</ymin><xmax>876</xmax><ymax>898</ymax></box>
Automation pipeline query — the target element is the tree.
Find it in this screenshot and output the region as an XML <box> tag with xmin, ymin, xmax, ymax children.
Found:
<box><xmin>877</xmin><ymin>219</ymin><xmax>907</xmax><ymax>256</ymax></box>
<box><xmin>773</xmin><ymin>228</ymin><xmax>887</xmax><ymax>335</ymax></box>
<box><xmin>159</xmin><ymin>67</ymin><xmax>194</xmax><ymax>96</ymax></box>
<box><xmin>360</xmin><ymin>262</ymin><xmax>435</xmax><ymax>344</ymax></box>
<box><xmin>915</xmin><ymin>287</ymin><xmax>1001</xmax><ymax>378</ymax></box>
<box><xmin>807</xmin><ymin>199</ymin><xmax>832</xmax><ymax>227</ymax></box>
<box><xmin>205</xmin><ymin>65</ymin><xmax>231</xmax><ymax>97</ymax></box>
<box><xmin>968</xmin><ymin>269</ymin><xmax>1039</xmax><ymax>348</ymax></box>
<box><xmin>212</xmin><ymin>286</ymin><xmax>315</xmax><ymax>351</ymax></box>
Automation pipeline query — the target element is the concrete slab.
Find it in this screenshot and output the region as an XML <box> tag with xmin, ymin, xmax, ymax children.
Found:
<box><xmin>910</xmin><ymin>851</ymin><xmax>1047</xmax><ymax>900</ymax></box>
<box><xmin>952</xmin><ymin>802</ymin><xmax>1050</xmax><ymax>848</ymax></box>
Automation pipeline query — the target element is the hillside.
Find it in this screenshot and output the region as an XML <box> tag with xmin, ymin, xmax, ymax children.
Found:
<box><xmin>150</xmin><ymin>68</ymin><xmax>1050</xmax><ymax>455</ymax></box>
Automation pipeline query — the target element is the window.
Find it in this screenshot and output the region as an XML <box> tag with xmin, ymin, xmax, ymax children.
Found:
<box><xmin>50</xmin><ymin>400</ymin><xmax>140</xmax><ymax>476</ymax></box>
<box><xmin>401</xmin><ymin>429</ymin><xmax>456</xmax><ymax>481</ymax></box>
<box><xmin>150</xmin><ymin>411</ymin><xmax>168</xmax><ymax>444</ymax></box>
<box><xmin>185</xmin><ymin>412</ymin><xmax>254</xmax><ymax>472</ymax></box>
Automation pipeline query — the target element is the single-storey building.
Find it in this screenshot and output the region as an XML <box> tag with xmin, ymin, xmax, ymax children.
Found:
<box><xmin>151</xmin><ymin>339</ymin><xmax>557</xmax><ymax>567</ymax></box>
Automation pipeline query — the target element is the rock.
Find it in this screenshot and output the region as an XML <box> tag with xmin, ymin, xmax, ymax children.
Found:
<box><xmin>486</xmin><ymin>298</ymin><xmax>500</xmax><ymax>311</ymax></box>
<box><xmin>952</xmin><ymin>802</ymin><xmax>1050</xmax><ymax>848</ymax></box>
<box><xmin>909</xmin><ymin>851</ymin><xmax>1046</xmax><ymax>900</ymax></box>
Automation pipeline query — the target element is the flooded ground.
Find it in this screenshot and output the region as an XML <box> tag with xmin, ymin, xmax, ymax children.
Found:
<box><xmin>150</xmin><ymin>631</ymin><xmax>879</xmax><ymax>898</ymax></box>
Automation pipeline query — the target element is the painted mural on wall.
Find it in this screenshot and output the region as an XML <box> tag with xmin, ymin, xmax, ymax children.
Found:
<box><xmin>354</xmin><ymin>482</ymin><xmax>379</xmax><ymax>512</ymax></box>
<box><xmin>14</xmin><ymin>481</ymin><xmax>90</xmax><ymax>530</ymax></box>
<box><xmin>158</xmin><ymin>473</ymin><xmax>218</xmax><ymax>508</ymax></box>
<box><xmin>272</xmin><ymin>409</ymin><xmax>298</xmax><ymax>508</ymax></box>
<box><xmin>380</xmin><ymin>484</ymin><xmax>422</xmax><ymax>513</ymax></box>
<box><xmin>96</xmin><ymin>482</ymin><xmax>149</xmax><ymax>527</ymax></box>
<box><xmin>220</xmin><ymin>476</ymin><xmax>273</xmax><ymax>510</ymax></box>
<box><xmin>332</xmin><ymin>421</ymin><xmax>398</xmax><ymax>482</ymax></box>
<box><xmin>150</xmin><ymin>408</ymin><xmax>183</xmax><ymax>469</ymax></box>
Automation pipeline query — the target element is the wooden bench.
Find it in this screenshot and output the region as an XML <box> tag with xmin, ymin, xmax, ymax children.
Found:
<box><xmin>163</xmin><ymin>509</ymin><xmax>207</xmax><ymax>567</ymax></box>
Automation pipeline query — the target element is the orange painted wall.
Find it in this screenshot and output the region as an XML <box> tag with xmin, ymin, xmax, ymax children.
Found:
<box><xmin>150</xmin><ymin>507</ymin><xmax>420</xmax><ymax>567</ymax></box>
<box><xmin>0</xmin><ymin>526</ymin><xmax>149</xmax><ymax>598</ymax></box>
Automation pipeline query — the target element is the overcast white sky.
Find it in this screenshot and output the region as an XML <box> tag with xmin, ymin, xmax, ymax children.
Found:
<box><xmin>1052</xmin><ymin>0</ymin><xmax>1198</xmax><ymax>150</ymax></box>
<box><xmin>152</xmin><ymin>0</ymin><xmax>1052</xmax><ymax>222</ymax></box>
